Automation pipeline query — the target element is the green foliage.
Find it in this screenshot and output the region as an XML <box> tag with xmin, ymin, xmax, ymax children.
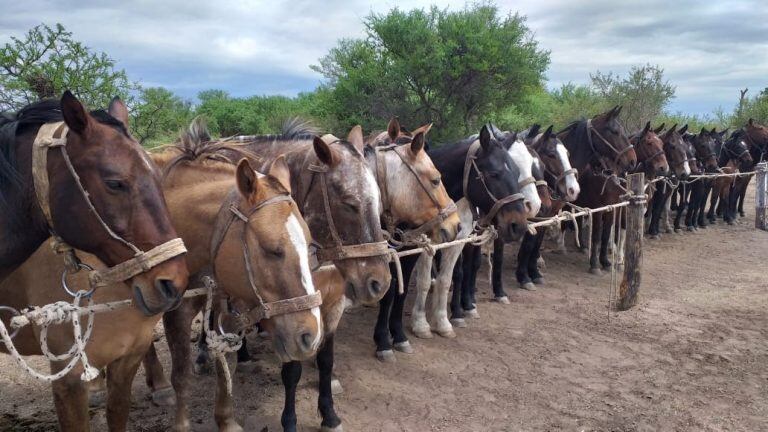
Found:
<box><xmin>0</xmin><ymin>23</ymin><xmax>136</xmax><ymax>111</ymax></box>
<box><xmin>656</xmin><ymin>111</ymin><xmax>721</xmax><ymax>132</ymax></box>
<box><xmin>729</xmin><ymin>88</ymin><xmax>768</xmax><ymax>127</ymax></box>
<box><xmin>591</xmin><ymin>64</ymin><xmax>675</xmax><ymax>131</ymax></box>
<box><xmin>313</xmin><ymin>3</ymin><xmax>550</xmax><ymax>141</ymax></box>
<box><xmin>131</xmin><ymin>87</ymin><xmax>194</xmax><ymax>147</ymax></box>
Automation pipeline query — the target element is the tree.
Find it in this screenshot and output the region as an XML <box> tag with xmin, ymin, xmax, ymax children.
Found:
<box><xmin>313</xmin><ymin>4</ymin><xmax>550</xmax><ymax>141</ymax></box>
<box><xmin>131</xmin><ymin>87</ymin><xmax>193</xmax><ymax>146</ymax></box>
<box><xmin>591</xmin><ymin>64</ymin><xmax>675</xmax><ymax>131</ymax></box>
<box><xmin>0</xmin><ymin>23</ymin><xmax>136</xmax><ymax>111</ymax></box>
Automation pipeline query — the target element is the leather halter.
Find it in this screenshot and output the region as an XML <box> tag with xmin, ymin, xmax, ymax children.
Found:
<box><xmin>462</xmin><ymin>140</ymin><xmax>525</xmax><ymax>227</ymax></box>
<box><xmin>297</xmin><ymin>143</ymin><xmax>391</xmax><ymax>264</ymax></box>
<box><xmin>586</xmin><ymin>119</ymin><xmax>634</xmax><ymax>171</ymax></box>
<box><xmin>743</xmin><ymin>128</ymin><xmax>767</xmax><ymax>163</ymax></box>
<box><xmin>31</xmin><ymin>122</ymin><xmax>187</xmax><ymax>289</ymax></box>
<box><xmin>529</xmin><ymin>138</ymin><xmax>578</xmax><ymax>197</ymax></box>
<box><xmin>632</xmin><ymin>135</ymin><xmax>665</xmax><ymax>174</ymax></box>
<box><xmin>373</xmin><ymin>144</ymin><xmax>457</xmax><ymax>245</ymax></box>
<box><xmin>209</xmin><ymin>189</ymin><xmax>322</xmax><ymax>331</ymax></box>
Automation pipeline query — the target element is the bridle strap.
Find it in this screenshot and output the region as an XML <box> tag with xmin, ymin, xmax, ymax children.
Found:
<box><xmin>210</xmin><ymin>188</ymin><xmax>322</xmax><ymax>331</ymax></box>
<box><xmin>586</xmin><ymin>119</ymin><xmax>634</xmax><ymax>170</ymax></box>
<box><xmin>462</xmin><ymin>140</ymin><xmax>525</xmax><ymax>227</ymax></box>
<box><xmin>32</xmin><ymin>122</ymin><xmax>187</xmax><ymax>288</ymax></box>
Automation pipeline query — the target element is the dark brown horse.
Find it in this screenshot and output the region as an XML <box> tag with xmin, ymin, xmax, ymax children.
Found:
<box><xmin>558</xmin><ymin>106</ymin><xmax>637</xmax><ymax>274</ymax></box>
<box><xmin>0</xmin><ymin>91</ymin><xmax>188</xmax><ymax>314</ymax></box>
<box><xmin>730</xmin><ymin>119</ymin><xmax>768</xmax><ymax>218</ymax></box>
<box><xmin>647</xmin><ymin>124</ymin><xmax>691</xmax><ymax>238</ymax></box>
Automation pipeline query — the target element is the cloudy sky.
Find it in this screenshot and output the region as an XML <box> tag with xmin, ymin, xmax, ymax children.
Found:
<box><xmin>1</xmin><ymin>0</ymin><xmax>765</xmax><ymax>115</ymax></box>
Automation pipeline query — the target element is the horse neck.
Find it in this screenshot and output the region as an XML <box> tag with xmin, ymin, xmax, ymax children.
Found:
<box><xmin>156</xmin><ymin>158</ymin><xmax>236</xmax><ymax>273</ymax></box>
<box><xmin>560</xmin><ymin>125</ymin><xmax>592</xmax><ymax>172</ymax></box>
<box><xmin>0</xmin><ymin>127</ymin><xmax>49</xmax><ymax>283</ymax></box>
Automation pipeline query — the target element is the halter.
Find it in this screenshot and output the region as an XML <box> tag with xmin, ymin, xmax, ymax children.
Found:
<box><xmin>529</xmin><ymin>139</ymin><xmax>578</xmax><ymax>198</ymax></box>
<box><xmin>209</xmin><ymin>189</ymin><xmax>322</xmax><ymax>331</ymax></box>
<box><xmin>31</xmin><ymin>122</ymin><xmax>187</xmax><ymax>294</ymax></box>
<box><xmin>373</xmin><ymin>144</ymin><xmax>457</xmax><ymax>245</ymax></box>
<box><xmin>632</xmin><ymin>135</ymin><xmax>666</xmax><ymax>174</ymax></box>
<box><xmin>297</xmin><ymin>142</ymin><xmax>391</xmax><ymax>264</ymax></box>
<box><xmin>743</xmin><ymin>129</ymin><xmax>767</xmax><ymax>163</ymax></box>
<box><xmin>462</xmin><ymin>140</ymin><xmax>525</xmax><ymax>227</ymax></box>
<box><xmin>586</xmin><ymin>119</ymin><xmax>634</xmax><ymax>171</ymax></box>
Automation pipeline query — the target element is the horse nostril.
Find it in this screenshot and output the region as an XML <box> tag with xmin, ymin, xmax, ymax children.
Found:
<box><xmin>298</xmin><ymin>331</ymin><xmax>315</xmax><ymax>352</ymax></box>
<box><xmin>456</xmin><ymin>223</ymin><xmax>463</xmax><ymax>234</ymax></box>
<box><xmin>368</xmin><ymin>279</ymin><xmax>382</xmax><ymax>295</ymax></box>
<box><xmin>524</xmin><ymin>201</ymin><xmax>533</xmax><ymax>213</ymax></box>
<box><xmin>567</xmin><ymin>187</ymin><xmax>575</xmax><ymax>197</ymax></box>
<box><xmin>155</xmin><ymin>279</ymin><xmax>177</xmax><ymax>300</ymax></box>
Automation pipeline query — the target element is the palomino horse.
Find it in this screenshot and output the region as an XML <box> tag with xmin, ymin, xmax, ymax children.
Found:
<box><xmin>708</xmin><ymin>130</ymin><xmax>753</xmax><ymax>224</ymax></box>
<box><xmin>146</xmin><ymin>134</ymin><xmax>323</xmax><ymax>432</ymax></box>
<box><xmin>647</xmin><ymin>124</ymin><xmax>691</xmax><ymax>238</ymax></box>
<box><xmin>428</xmin><ymin>125</ymin><xmax>530</xmax><ymax>321</ymax></box>
<box><xmin>364</xmin><ymin>118</ymin><xmax>461</xmax><ymax>359</ymax></box>
<box><xmin>730</xmin><ymin>119</ymin><xmax>768</xmax><ymax>218</ymax></box>
<box><xmin>558</xmin><ymin>106</ymin><xmax>638</xmax><ymax>274</ymax></box>
<box><xmin>516</xmin><ymin>124</ymin><xmax>581</xmax><ymax>289</ymax></box>
<box><xmin>0</xmin><ymin>92</ymin><xmax>188</xmax><ymax>314</ymax></box>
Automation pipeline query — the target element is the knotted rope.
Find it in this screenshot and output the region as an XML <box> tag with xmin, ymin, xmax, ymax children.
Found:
<box><xmin>202</xmin><ymin>276</ymin><xmax>242</xmax><ymax>397</ymax></box>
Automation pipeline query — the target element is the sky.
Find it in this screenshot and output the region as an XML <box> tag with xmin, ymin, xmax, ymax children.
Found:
<box><xmin>0</xmin><ymin>0</ymin><xmax>766</xmax><ymax>116</ymax></box>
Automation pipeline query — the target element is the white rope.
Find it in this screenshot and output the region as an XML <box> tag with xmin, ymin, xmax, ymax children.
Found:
<box><xmin>201</xmin><ymin>276</ymin><xmax>242</xmax><ymax>397</ymax></box>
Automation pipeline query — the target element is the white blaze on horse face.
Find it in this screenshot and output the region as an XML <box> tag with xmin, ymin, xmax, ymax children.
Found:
<box><xmin>285</xmin><ymin>213</ymin><xmax>323</xmax><ymax>351</ymax></box>
<box><xmin>682</xmin><ymin>159</ymin><xmax>691</xmax><ymax>177</ymax></box>
<box><xmin>363</xmin><ymin>166</ymin><xmax>382</xmax><ymax>217</ymax></box>
<box><xmin>507</xmin><ymin>139</ymin><xmax>540</xmax><ymax>217</ymax></box>
<box><xmin>556</xmin><ymin>142</ymin><xmax>580</xmax><ymax>201</ymax></box>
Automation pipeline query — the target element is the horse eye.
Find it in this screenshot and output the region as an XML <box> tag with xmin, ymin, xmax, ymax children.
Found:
<box><xmin>105</xmin><ymin>179</ymin><xmax>127</xmax><ymax>192</ymax></box>
<box><xmin>343</xmin><ymin>202</ymin><xmax>359</xmax><ymax>212</ymax></box>
<box><xmin>431</xmin><ymin>177</ymin><xmax>441</xmax><ymax>187</ymax></box>
<box><xmin>487</xmin><ymin>171</ymin><xmax>500</xmax><ymax>178</ymax></box>
<box><xmin>265</xmin><ymin>246</ymin><xmax>285</xmax><ymax>259</ymax></box>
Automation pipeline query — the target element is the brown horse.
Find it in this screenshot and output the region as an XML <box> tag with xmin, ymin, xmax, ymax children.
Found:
<box><xmin>631</xmin><ymin>121</ymin><xmax>669</xmax><ymax>179</ymax></box>
<box><xmin>558</xmin><ymin>106</ymin><xmax>638</xmax><ymax>274</ymax></box>
<box><xmin>647</xmin><ymin>124</ymin><xmax>691</xmax><ymax>238</ymax></box>
<box><xmin>730</xmin><ymin>119</ymin><xmax>768</xmax><ymax>218</ymax></box>
<box><xmin>0</xmin><ymin>92</ymin><xmax>187</xmax><ymax>314</ymax></box>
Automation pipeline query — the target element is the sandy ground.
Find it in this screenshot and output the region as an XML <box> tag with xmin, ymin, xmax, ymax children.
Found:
<box><xmin>2</xmin><ymin>187</ymin><xmax>767</xmax><ymax>432</ymax></box>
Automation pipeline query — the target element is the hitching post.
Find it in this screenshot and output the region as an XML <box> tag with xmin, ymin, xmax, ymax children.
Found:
<box><xmin>618</xmin><ymin>172</ymin><xmax>645</xmax><ymax>311</ymax></box>
<box><xmin>755</xmin><ymin>162</ymin><xmax>767</xmax><ymax>231</ymax></box>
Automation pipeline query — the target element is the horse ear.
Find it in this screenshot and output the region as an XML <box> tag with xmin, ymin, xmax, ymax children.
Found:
<box><xmin>412</xmin><ymin>123</ymin><xmax>433</xmax><ymax>137</ymax></box>
<box><xmin>61</xmin><ymin>90</ymin><xmax>90</xmax><ymax>135</ymax></box>
<box><xmin>267</xmin><ymin>155</ymin><xmax>291</xmax><ymax>193</ymax></box>
<box><xmin>748</xmin><ymin>118</ymin><xmax>754</xmax><ymax>126</ymax></box>
<box><xmin>347</xmin><ymin>125</ymin><xmax>365</xmax><ymax>154</ymax></box>
<box><xmin>654</xmin><ymin>123</ymin><xmax>665</xmax><ymax>134</ymax></box>
<box><xmin>679</xmin><ymin>124</ymin><xmax>688</xmax><ymax>135</ymax></box>
<box><xmin>528</xmin><ymin>124</ymin><xmax>541</xmax><ymax>139</ymax></box>
<box><xmin>387</xmin><ymin>117</ymin><xmax>400</xmax><ymax>142</ymax></box>
<box><xmin>236</xmin><ymin>158</ymin><xmax>258</xmax><ymax>199</ymax></box>
<box><xmin>613</xmin><ymin>106</ymin><xmax>623</xmax><ymax>117</ymax></box>
<box><xmin>542</xmin><ymin>125</ymin><xmax>553</xmax><ymax>140</ymax></box>
<box><xmin>479</xmin><ymin>125</ymin><xmax>493</xmax><ymax>152</ymax></box>
<box><xmin>410</xmin><ymin>131</ymin><xmax>425</xmax><ymax>155</ymax></box>
<box><xmin>108</xmin><ymin>96</ymin><xmax>130</xmax><ymax>127</ymax></box>
<box><xmin>700</xmin><ymin>127</ymin><xmax>707</xmax><ymax>135</ymax></box>
<box><xmin>642</xmin><ymin>121</ymin><xmax>651</xmax><ymax>135</ymax></box>
<box><xmin>313</xmin><ymin>136</ymin><xmax>336</xmax><ymax>166</ymax></box>
<box><xmin>710</xmin><ymin>127</ymin><xmax>717</xmax><ymax>134</ymax></box>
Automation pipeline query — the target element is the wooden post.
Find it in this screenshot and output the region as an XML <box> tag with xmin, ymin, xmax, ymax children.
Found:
<box><xmin>756</xmin><ymin>162</ymin><xmax>767</xmax><ymax>231</ymax></box>
<box><xmin>617</xmin><ymin>172</ymin><xmax>645</xmax><ymax>311</ymax></box>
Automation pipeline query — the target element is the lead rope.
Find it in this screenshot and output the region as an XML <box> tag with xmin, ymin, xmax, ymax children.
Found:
<box><xmin>202</xmin><ymin>276</ymin><xmax>242</xmax><ymax>397</ymax></box>
<box><xmin>0</xmin><ymin>290</ymin><xmax>99</xmax><ymax>382</ymax></box>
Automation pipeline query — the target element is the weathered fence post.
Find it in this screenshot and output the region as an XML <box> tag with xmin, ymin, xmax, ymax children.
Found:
<box><xmin>618</xmin><ymin>172</ymin><xmax>645</xmax><ymax>311</ymax></box>
<box><xmin>756</xmin><ymin>162</ymin><xmax>767</xmax><ymax>231</ymax></box>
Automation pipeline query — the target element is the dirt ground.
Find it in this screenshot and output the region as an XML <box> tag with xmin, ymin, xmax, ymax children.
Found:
<box><xmin>2</xmin><ymin>187</ymin><xmax>767</xmax><ymax>432</ymax></box>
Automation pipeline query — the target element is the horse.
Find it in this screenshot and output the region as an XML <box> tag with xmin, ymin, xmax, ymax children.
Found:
<box><xmin>679</xmin><ymin>129</ymin><xmax>719</xmax><ymax>230</ymax></box>
<box><xmin>516</xmin><ymin>124</ymin><xmax>581</xmax><ymax>289</ymax></box>
<box><xmin>707</xmin><ymin>130</ymin><xmax>753</xmax><ymax>224</ymax></box>
<box><xmin>647</xmin><ymin>124</ymin><xmax>691</xmax><ymax>238</ymax></box>
<box><xmin>670</xmin><ymin>130</ymin><xmax>707</xmax><ymax>231</ymax></box>
<box><xmin>427</xmin><ymin>125</ymin><xmax>530</xmax><ymax>322</ymax></box>
<box><xmin>0</xmin><ymin>92</ymin><xmax>188</xmax><ymax>314</ymax></box>
<box><xmin>140</xmin><ymin>130</ymin><xmax>324</xmax><ymax>432</ymax></box>
<box><xmin>558</xmin><ymin>106</ymin><xmax>638</xmax><ymax>274</ymax></box>
<box><xmin>730</xmin><ymin>119</ymin><xmax>768</xmax><ymax>218</ymax></box>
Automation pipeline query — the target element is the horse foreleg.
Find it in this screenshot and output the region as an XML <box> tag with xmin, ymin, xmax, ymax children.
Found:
<box><xmin>106</xmin><ymin>352</ymin><xmax>145</xmax><ymax>432</ymax></box>
<box><xmin>410</xmin><ymin>253</ymin><xmax>435</xmax><ymax>339</ymax></box>
<box><xmin>588</xmin><ymin>214</ymin><xmax>603</xmax><ymax>275</ymax></box>
<box><xmin>51</xmin><ymin>365</ymin><xmax>89</xmax><ymax>432</ymax></box>
<box><xmin>528</xmin><ymin>230</ymin><xmax>546</xmax><ymax>284</ymax></box>
<box><xmin>433</xmin><ymin>244</ymin><xmax>462</xmax><ymax>337</ymax></box>
<box><xmin>697</xmin><ymin>182</ymin><xmax>711</xmax><ymax>228</ymax></box>
<box><xmin>164</xmin><ymin>301</ymin><xmax>196</xmax><ymax>432</ymax></box>
<box><xmin>491</xmin><ymin>237</ymin><xmax>508</xmax><ymax>299</ymax></box>
<box><xmin>317</xmin><ymin>335</ymin><xmax>342</xmax><ymax>432</ymax></box>
<box><xmin>390</xmin><ymin>255</ymin><xmax>416</xmax><ymax>353</ymax></box>
<box><xmin>214</xmin><ymin>351</ymin><xmax>242</xmax><ymax>432</ymax></box>
<box><xmin>280</xmin><ymin>361</ymin><xmax>302</xmax><ymax>432</ymax></box>
<box><xmin>599</xmin><ymin>213</ymin><xmax>613</xmax><ymax>270</ymax></box>
<box><xmin>374</xmin><ymin>270</ymin><xmax>396</xmax><ymax>361</ymax></box>
<box><xmin>143</xmin><ymin>342</ymin><xmax>175</xmax><ymax>406</ymax></box>
<box><xmin>449</xmin><ymin>252</ymin><xmax>465</xmax><ymax>326</ymax></box>
<box><xmin>516</xmin><ymin>232</ymin><xmax>534</xmax><ymax>289</ymax></box>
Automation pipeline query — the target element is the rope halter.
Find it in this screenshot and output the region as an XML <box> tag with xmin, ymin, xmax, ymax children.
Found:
<box><xmin>586</xmin><ymin>119</ymin><xmax>635</xmax><ymax>172</ymax></box>
<box><xmin>31</xmin><ymin>122</ymin><xmax>187</xmax><ymax>295</ymax></box>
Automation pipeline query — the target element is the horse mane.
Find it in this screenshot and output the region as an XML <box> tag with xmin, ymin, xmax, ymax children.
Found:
<box><xmin>0</xmin><ymin>98</ymin><xmax>129</xmax><ymax>211</ymax></box>
<box><xmin>281</xmin><ymin>117</ymin><xmax>319</xmax><ymax>139</ymax></box>
<box><xmin>154</xmin><ymin>117</ymin><xmax>262</xmax><ymax>179</ymax></box>
<box><xmin>557</xmin><ymin>118</ymin><xmax>592</xmax><ymax>170</ymax></box>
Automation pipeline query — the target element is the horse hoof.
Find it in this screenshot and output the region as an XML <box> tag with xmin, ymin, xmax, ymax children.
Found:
<box><xmin>727</xmin><ymin>220</ymin><xmax>734</xmax><ymax>226</ymax></box>
<box><xmin>450</xmin><ymin>318</ymin><xmax>467</xmax><ymax>328</ymax></box>
<box><xmin>151</xmin><ymin>387</ymin><xmax>177</xmax><ymax>407</ymax></box>
<box><xmin>739</xmin><ymin>212</ymin><xmax>746</xmax><ymax>217</ymax></box>
<box><xmin>520</xmin><ymin>282</ymin><xmax>537</xmax><ymax>291</ymax></box>
<box><xmin>532</xmin><ymin>277</ymin><xmax>545</xmax><ymax>285</ymax></box>
<box><xmin>464</xmin><ymin>308</ymin><xmax>480</xmax><ymax>319</ymax></box>
<box><xmin>589</xmin><ymin>267</ymin><xmax>603</xmax><ymax>276</ymax></box>
<box><xmin>648</xmin><ymin>234</ymin><xmax>660</xmax><ymax>240</ymax></box>
<box><xmin>321</xmin><ymin>424</ymin><xmax>344</xmax><ymax>432</ymax></box>
<box><xmin>686</xmin><ymin>226</ymin><xmax>695</xmax><ymax>232</ymax></box>
<box><xmin>376</xmin><ymin>350</ymin><xmax>396</xmax><ymax>363</ymax></box>
<box><xmin>537</xmin><ymin>257</ymin><xmax>546</xmax><ymax>269</ymax></box>
<box><xmin>331</xmin><ymin>378</ymin><xmax>344</xmax><ymax>395</ymax></box>
<box><xmin>394</xmin><ymin>341</ymin><xmax>414</xmax><ymax>354</ymax></box>
<box><xmin>412</xmin><ymin>327</ymin><xmax>433</xmax><ymax>339</ymax></box>
<box><xmin>218</xmin><ymin>421</ymin><xmax>244</xmax><ymax>432</ymax></box>
<box><xmin>492</xmin><ymin>296</ymin><xmax>511</xmax><ymax>304</ymax></box>
<box><xmin>436</xmin><ymin>327</ymin><xmax>456</xmax><ymax>338</ymax></box>
<box><xmin>88</xmin><ymin>389</ymin><xmax>106</xmax><ymax>408</ymax></box>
